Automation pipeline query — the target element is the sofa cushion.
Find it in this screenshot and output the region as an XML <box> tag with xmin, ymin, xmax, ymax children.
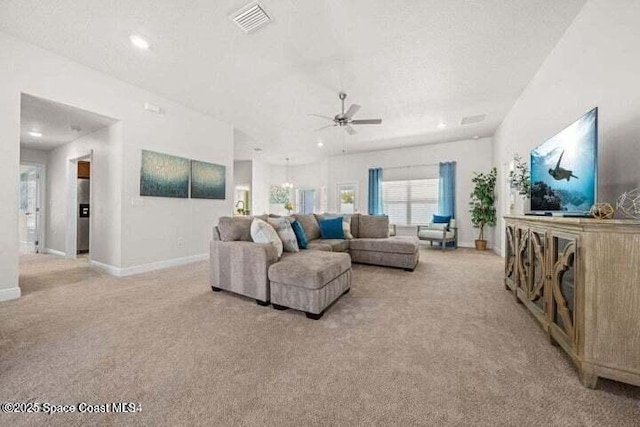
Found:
<box><xmin>269</xmin><ymin>251</ymin><xmax>351</xmax><ymax>290</ymax></box>
<box><xmin>318</xmin><ymin>216</ymin><xmax>345</xmax><ymax>239</ymax></box>
<box><xmin>349</xmin><ymin>237</ymin><xmax>419</xmax><ymax>254</ymax></box>
<box><xmin>268</xmin><ymin>217</ymin><xmax>299</xmax><ymax>253</ymax></box>
<box><xmin>314</xmin><ymin>239</ymin><xmax>349</xmax><ymax>252</ymax></box>
<box><xmin>358</xmin><ymin>215</ymin><xmax>390</xmax><ymax>239</ymax></box>
<box><xmin>292</xmin><ymin>214</ymin><xmax>321</xmax><ymax>241</ymax></box>
<box><xmin>218</xmin><ymin>216</ymin><xmax>253</xmax><ymax>242</ymax></box>
<box><xmin>250</xmin><ymin>218</ymin><xmax>283</xmax><ymax>257</ymax></box>
<box><xmin>290</xmin><ymin>220</ymin><xmax>309</xmax><ymax>249</ymax></box>
<box><xmin>306</xmin><ymin>241</ymin><xmax>333</xmax><ymax>252</ymax></box>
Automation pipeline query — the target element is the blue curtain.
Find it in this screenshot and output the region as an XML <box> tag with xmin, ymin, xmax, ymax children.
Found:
<box><xmin>439</xmin><ymin>162</ymin><xmax>456</xmax><ymax>218</ymax></box>
<box><xmin>439</xmin><ymin>162</ymin><xmax>456</xmax><ymax>247</ymax></box>
<box><xmin>368</xmin><ymin>167</ymin><xmax>383</xmax><ymax>215</ymax></box>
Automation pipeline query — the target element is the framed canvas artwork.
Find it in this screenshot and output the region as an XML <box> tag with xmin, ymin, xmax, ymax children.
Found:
<box><xmin>140</xmin><ymin>150</ymin><xmax>190</xmax><ymax>198</ymax></box>
<box><xmin>191</xmin><ymin>160</ymin><xmax>226</xmax><ymax>199</ymax></box>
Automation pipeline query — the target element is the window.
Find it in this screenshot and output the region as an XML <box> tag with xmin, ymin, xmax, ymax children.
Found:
<box><xmin>337</xmin><ymin>183</ymin><xmax>357</xmax><ymax>214</ymax></box>
<box><xmin>382</xmin><ymin>178</ymin><xmax>439</xmax><ymax>225</ymax></box>
<box><xmin>300</xmin><ymin>189</ymin><xmax>316</xmax><ymax>214</ymax></box>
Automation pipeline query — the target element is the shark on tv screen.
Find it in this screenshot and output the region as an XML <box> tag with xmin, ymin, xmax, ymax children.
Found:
<box><xmin>530</xmin><ymin>108</ymin><xmax>597</xmax><ymax>213</ymax></box>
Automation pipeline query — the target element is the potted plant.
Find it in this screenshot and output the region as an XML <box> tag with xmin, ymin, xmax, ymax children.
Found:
<box><xmin>284</xmin><ymin>201</ymin><xmax>294</xmax><ymax>215</ymax></box>
<box><xmin>509</xmin><ymin>154</ymin><xmax>531</xmax><ymax>198</ymax></box>
<box><xmin>469</xmin><ymin>167</ymin><xmax>497</xmax><ymax>250</ymax></box>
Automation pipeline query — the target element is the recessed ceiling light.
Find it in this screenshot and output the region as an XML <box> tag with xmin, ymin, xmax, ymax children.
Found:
<box><xmin>29</xmin><ymin>131</ymin><xmax>42</xmax><ymax>138</ymax></box>
<box><xmin>437</xmin><ymin>122</ymin><xmax>446</xmax><ymax>129</ymax></box>
<box><xmin>473</xmin><ymin>135</ymin><xmax>480</xmax><ymax>140</ymax></box>
<box><xmin>317</xmin><ymin>142</ymin><xmax>324</xmax><ymax>148</ymax></box>
<box><xmin>129</xmin><ymin>34</ymin><xmax>150</xmax><ymax>50</ymax></box>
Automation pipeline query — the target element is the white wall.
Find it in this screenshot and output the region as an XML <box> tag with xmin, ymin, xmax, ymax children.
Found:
<box><xmin>0</xmin><ymin>31</ymin><xmax>233</xmax><ymax>297</ymax></box>
<box><xmin>492</xmin><ymin>0</ymin><xmax>640</xmax><ymax>254</ymax></box>
<box><xmin>44</xmin><ymin>125</ymin><xmax>122</xmax><ymax>267</ymax></box>
<box><xmin>251</xmin><ymin>160</ymin><xmax>290</xmax><ymax>215</ymax></box>
<box><xmin>233</xmin><ymin>161</ymin><xmax>252</xmax><ymax>188</ymax></box>
<box><xmin>20</xmin><ymin>147</ymin><xmax>49</xmax><ymax>165</ymax></box>
<box><xmin>326</xmin><ymin>138</ymin><xmax>494</xmax><ymax>248</ymax></box>
<box><xmin>290</xmin><ymin>159</ymin><xmax>330</xmax><ymax>190</ymax></box>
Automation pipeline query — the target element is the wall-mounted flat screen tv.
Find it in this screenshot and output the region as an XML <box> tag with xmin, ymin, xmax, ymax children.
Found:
<box><xmin>530</xmin><ymin>107</ymin><xmax>597</xmax><ymax>214</ymax></box>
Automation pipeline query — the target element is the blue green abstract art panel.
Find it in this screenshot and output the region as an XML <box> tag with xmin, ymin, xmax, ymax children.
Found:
<box><xmin>191</xmin><ymin>160</ymin><xmax>226</xmax><ymax>199</ymax></box>
<box><xmin>140</xmin><ymin>150</ymin><xmax>190</xmax><ymax>198</ymax></box>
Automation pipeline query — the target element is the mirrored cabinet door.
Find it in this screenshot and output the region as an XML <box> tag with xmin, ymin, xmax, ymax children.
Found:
<box><xmin>550</xmin><ymin>234</ymin><xmax>578</xmax><ymax>346</ymax></box>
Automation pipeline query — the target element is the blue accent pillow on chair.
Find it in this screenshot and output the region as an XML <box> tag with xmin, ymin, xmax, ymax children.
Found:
<box><xmin>432</xmin><ymin>214</ymin><xmax>452</xmax><ymax>225</ymax></box>
<box><xmin>318</xmin><ymin>216</ymin><xmax>345</xmax><ymax>239</ymax></box>
<box><xmin>290</xmin><ymin>220</ymin><xmax>309</xmax><ymax>249</ymax></box>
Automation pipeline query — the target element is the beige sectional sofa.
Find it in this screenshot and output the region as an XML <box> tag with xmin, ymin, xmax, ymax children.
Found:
<box><xmin>210</xmin><ymin>213</ymin><xmax>419</xmax><ymax>319</ymax></box>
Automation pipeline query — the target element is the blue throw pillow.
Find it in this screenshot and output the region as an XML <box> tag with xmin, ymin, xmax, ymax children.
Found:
<box><xmin>433</xmin><ymin>214</ymin><xmax>452</xmax><ymax>225</ymax></box>
<box><xmin>290</xmin><ymin>220</ymin><xmax>309</xmax><ymax>249</ymax></box>
<box><xmin>319</xmin><ymin>216</ymin><xmax>345</xmax><ymax>239</ymax></box>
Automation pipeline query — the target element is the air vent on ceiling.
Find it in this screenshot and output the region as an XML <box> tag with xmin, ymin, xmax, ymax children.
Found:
<box><xmin>460</xmin><ymin>114</ymin><xmax>487</xmax><ymax>125</ymax></box>
<box><xmin>231</xmin><ymin>2</ymin><xmax>271</xmax><ymax>33</ymax></box>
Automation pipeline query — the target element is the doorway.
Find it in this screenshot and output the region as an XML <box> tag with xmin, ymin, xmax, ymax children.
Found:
<box><xmin>18</xmin><ymin>164</ymin><xmax>43</xmax><ymax>254</ymax></box>
<box><xmin>76</xmin><ymin>159</ymin><xmax>91</xmax><ymax>255</ymax></box>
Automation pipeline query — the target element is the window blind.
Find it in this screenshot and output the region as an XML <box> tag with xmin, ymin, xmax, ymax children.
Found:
<box><xmin>382</xmin><ymin>178</ymin><xmax>439</xmax><ymax>226</ymax></box>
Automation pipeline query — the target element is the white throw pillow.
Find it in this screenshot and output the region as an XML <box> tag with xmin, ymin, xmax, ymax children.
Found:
<box><xmin>342</xmin><ymin>216</ymin><xmax>354</xmax><ymax>240</ymax></box>
<box><xmin>251</xmin><ymin>218</ymin><xmax>283</xmax><ymax>257</ymax></box>
<box><xmin>268</xmin><ymin>217</ymin><xmax>300</xmax><ymax>253</ymax></box>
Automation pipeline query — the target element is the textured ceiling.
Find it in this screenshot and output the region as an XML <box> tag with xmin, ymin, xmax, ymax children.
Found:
<box><xmin>1</xmin><ymin>0</ymin><xmax>586</xmax><ymax>164</ymax></box>
<box><xmin>20</xmin><ymin>94</ymin><xmax>117</xmax><ymax>151</ymax></box>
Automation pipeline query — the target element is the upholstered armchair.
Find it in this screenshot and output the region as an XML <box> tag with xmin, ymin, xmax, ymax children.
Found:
<box><xmin>417</xmin><ymin>220</ymin><xmax>457</xmax><ymax>250</ymax></box>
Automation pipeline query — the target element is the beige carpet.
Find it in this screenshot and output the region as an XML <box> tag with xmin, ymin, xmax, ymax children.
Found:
<box><xmin>1</xmin><ymin>249</ymin><xmax>639</xmax><ymax>426</ymax></box>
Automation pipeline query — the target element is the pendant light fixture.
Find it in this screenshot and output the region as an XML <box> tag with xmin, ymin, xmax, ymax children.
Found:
<box><xmin>282</xmin><ymin>157</ymin><xmax>293</xmax><ymax>189</ymax></box>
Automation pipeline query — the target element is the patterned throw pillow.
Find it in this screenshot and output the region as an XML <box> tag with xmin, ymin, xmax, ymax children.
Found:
<box><xmin>342</xmin><ymin>216</ymin><xmax>354</xmax><ymax>239</ymax></box>
<box><xmin>268</xmin><ymin>218</ymin><xmax>300</xmax><ymax>253</ymax></box>
<box><xmin>250</xmin><ymin>218</ymin><xmax>283</xmax><ymax>257</ymax></box>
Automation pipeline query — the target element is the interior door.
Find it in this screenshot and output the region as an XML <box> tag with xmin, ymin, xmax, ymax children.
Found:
<box><xmin>19</xmin><ymin>166</ymin><xmax>41</xmax><ymax>253</ymax></box>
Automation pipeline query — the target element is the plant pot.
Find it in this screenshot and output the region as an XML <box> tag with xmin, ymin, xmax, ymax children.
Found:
<box><xmin>475</xmin><ymin>239</ymin><xmax>488</xmax><ymax>251</ymax></box>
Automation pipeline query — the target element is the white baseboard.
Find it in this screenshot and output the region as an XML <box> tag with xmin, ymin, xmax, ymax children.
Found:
<box><xmin>90</xmin><ymin>253</ymin><xmax>209</xmax><ymax>277</ymax></box>
<box><xmin>89</xmin><ymin>260</ymin><xmax>122</xmax><ymax>276</ymax></box>
<box><xmin>45</xmin><ymin>248</ymin><xmax>66</xmax><ymax>257</ymax></box>
<box><xmin>0</xmin><ymin>287</ymin><xmax>21</xmax><ymax>302</ymax></box>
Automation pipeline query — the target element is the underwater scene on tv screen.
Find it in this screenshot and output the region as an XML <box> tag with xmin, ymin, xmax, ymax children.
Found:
<box><xmin>530</xmin><ymin>108</ymin><xmax>597</xmax><ymax>212</ymax></box>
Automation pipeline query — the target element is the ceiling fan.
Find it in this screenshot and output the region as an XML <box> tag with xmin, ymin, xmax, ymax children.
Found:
<box><xmin>310</xmin><ymin>92</ymin><xmax>382</xmax><ymax>135</ymax></box>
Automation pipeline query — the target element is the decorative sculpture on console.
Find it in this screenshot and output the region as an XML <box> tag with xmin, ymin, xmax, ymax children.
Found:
<box><xmin>616</xmin><ymin>188</ymin><xmax>640</xmax><ymax>219</ymax></box>
<box><xmin>588</xmin><ymin>203</ymin><xmax>615</xmax><ymax>219</ymax></box>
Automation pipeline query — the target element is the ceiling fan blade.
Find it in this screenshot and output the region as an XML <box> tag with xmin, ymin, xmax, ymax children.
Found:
<box><xmin>309</xmin><ymin>114</ymin><xmax>335</xmax><ymax>122</ymax></box>
<box><xmin>351</xmin><ymin>118</ymin><xmax>382</xmax><ymax>125</ymax></box>
<box><xmin>345</xmin><ymin>125</ymin><xmax>356</xmax><ymax>135</ymax></box>
<box><xmin>315</xmin><ymin>124</ymin><xmax>335</xmax><ymax>132</ymax></box>
<box><xmin>345</xmin><ymin>104</ymin><xmax>361</xmax><ymax>120</ymax></box>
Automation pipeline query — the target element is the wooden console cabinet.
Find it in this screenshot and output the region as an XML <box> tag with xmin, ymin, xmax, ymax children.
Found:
<box><xmin>504</xmin><ymin>215</ymin><xmax>640</xmax><ymax>388</ymax></box>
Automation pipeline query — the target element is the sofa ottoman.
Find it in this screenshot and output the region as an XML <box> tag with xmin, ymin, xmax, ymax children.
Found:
<box><xmin>268</xmin><ymin>251</ymin><xmax>352</xmax><ymax>320</ymax></box>
<box><xmin>349</xmin><ymin>236</ymin><xmax>420</xmax><ymax>271</ymax></box>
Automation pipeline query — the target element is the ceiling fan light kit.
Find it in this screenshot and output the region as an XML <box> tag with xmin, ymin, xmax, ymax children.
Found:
<box><xmin>311</xmin><ymin>92</ymin><xmax>382</xmax><ymax>135</ymax></box>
